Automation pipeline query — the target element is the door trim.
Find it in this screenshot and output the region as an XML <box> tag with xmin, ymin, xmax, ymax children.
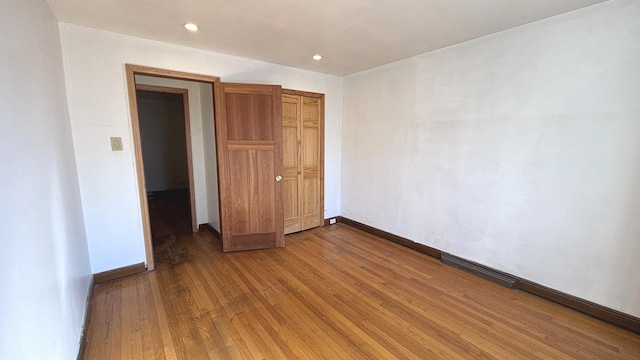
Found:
<box><xmin>135</xmin><ymin>84</ymin><xmax>198</xmax><ymax>233</ymax></box>
<box><xmin>282</xmin><ymin>89</ymin><xmax>325</xmax><ymax>230</ymax></box>
<box><xmin>125</xmin><ymin>64</ymin><xmax>220</xmax><ymax>270</ymax></box>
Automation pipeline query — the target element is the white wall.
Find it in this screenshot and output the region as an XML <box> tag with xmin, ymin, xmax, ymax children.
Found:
<box><xmin>136</xmin><ymin>75</ymin><xmax>211</xmax><ymax>225</ymax></box>
<box><xmin>137</xmin><ymin>91</ymin><xmax>190</xmax><ymax>192</ymax></box>
<box><xmin>342</xmin><ymin>0</ymin><xmax>640</xmax><ymax>317</ymax></box>
<box><xmin>0</xmin><ymin>0</ymin><xmax>92</xmax><ymax>359</ymax></box>
<box><xmin>59</xmin><ymin>24</ymin><xmax>343</xmax><ymax>273</ymax></box>
<box><xmin>200</xmin><ymin>83</ymin><xmax>221</xmax><ymax>231</ymax></box>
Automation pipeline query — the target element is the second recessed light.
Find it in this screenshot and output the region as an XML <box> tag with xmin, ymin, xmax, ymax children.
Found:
<box><xmin>184</xmin><ymin>23</ymin><xmax>199</xmax><ymax>32</ymax></box>
<box><xmin>312</xmin><ymin>54</ymin><xmax>322</xmax><ymax>61</ymax></box>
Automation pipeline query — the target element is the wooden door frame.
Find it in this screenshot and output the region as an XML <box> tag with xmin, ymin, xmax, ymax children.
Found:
<box><xmin>282</xmin><ymin>89</ymin><xmax>325</xmax><ymax>229</ymax></box>
<box><xmin>125</xmin><ymin>64</ymin><xmax>220</xmax><ymax>270</ymax></box>
<box><xmin>134</xmin><ymin>84</ymin><xmax>197</xmax><ymax>234</ymax></box>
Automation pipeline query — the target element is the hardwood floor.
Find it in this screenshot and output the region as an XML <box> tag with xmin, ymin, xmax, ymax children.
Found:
<box><xmin>147</xmin><ymin>189</ymin><xmax>193</xmax><ymax>269</ymax></box>
<box><xmin>83</xmin><ymin>224</ymin><xmax>640</xmax><ymax>359</ymax></box>
<box><xmin>148</xmin><ymin>189</ymin><xmax>192</xmax><ymax>238</ymax></box>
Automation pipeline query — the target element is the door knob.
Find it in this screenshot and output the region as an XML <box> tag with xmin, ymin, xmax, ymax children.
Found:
<box><xmin>275</xmin><ymin>175</ymin><xmax>282</xmax><ymax>182</ymax></box>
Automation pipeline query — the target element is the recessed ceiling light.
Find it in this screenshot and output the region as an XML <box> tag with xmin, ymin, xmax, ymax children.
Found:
<box><xmin>312</xmin><ymin>54</ymin><xmax>322</xmax><ymax>61</ymax></box>
<box><xmin>184</xmin><ymin>23</ymin><xmax>199</xmax><ymax>32</ymax></box>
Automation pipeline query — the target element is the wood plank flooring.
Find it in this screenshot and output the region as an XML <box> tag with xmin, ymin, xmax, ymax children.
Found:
<box><xmin>148</xmin><ymin>189</ymin><xmax>192</xmax><ymax>239</ymax></box>
<box><xmin>147</xmin><ymin>189</ymin><xmax>193</xmax><ymax>269</ymax></box>
<box><xmin>83</xmin><ymin>225</ymin><xmax>640</xmax><ymax>359</ymax></box>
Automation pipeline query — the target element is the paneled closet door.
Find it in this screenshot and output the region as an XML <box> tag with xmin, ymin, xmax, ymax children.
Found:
<box><xmin>282</xmin><ymin>91</ymin><xmax>324</xmax><ymax>234</ymax></box>
<box><xmin>282</xmin><ymin>94</ymin><xmax>301</xmax><ymax>233</ymax></box>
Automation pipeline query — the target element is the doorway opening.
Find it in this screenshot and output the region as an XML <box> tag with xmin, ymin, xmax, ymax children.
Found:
<box><xmin>128</xmin><ymin>65</ymin><xmax>293</xmax><ymax>265</ymax></box>
<box><xmin>136</xmin><ymin>86</ymin><xmax>194</xmax><ymax>268</ymax></box>
<box><xmin>126</xmin><ymin>65</ymin><xmax>221</xmax><ymax>270</ymax></box>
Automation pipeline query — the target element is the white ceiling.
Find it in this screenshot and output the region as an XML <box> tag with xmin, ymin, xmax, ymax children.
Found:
<box><xmin>48</xmin><ymin>0</ymin><xmax>608</xmax><ymax>76</ymax></box>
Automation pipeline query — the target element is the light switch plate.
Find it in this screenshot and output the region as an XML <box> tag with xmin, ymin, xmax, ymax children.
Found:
<box><xmin>110</xmin><ymin>137</ymin><xmax>123</xmax><ymax>151</ymax></box>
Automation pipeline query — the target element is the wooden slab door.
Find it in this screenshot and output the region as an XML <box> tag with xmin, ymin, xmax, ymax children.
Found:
<box><xmin>214</xmin><ymin>83</ymin><xmax>284</xmax><ymax>252</ymax></box>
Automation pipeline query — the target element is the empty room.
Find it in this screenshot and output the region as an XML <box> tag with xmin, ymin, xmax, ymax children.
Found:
<box><xmin>1</xmin><ymin>0</ymin><xmax>639</xmax><ymax>359</ymax></box>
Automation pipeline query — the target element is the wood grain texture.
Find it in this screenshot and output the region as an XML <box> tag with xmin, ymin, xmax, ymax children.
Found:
<box><xmin>199</xmin><ymin>223</ymin><xmax>221</xmax><ymax>240</ymax></box>
<box><xmin>337</xmin><ymin>216</ymin><xmax>640</xmax><ymax>334</ymax></box>
<box><xmin>519</xmin><ymin>280</ymin><xmax>640</xmax><ymax>334</ymax></box>
<box><xmin>135</xmin><ymin>85</ymin><xmax>187</xmax><ymax>94</ymax></box>
<box><xmin>93</xmin><ymin>263</ymin><xmax>147</xmax><ymax>284</ymax></box>
<box><xmin>338</xmin><ymin>216</ymin><xmax>442</xmax><ymax>259</ymax></box>
<box><xmin>282</xmin><ymin>90</ymin><xmax>324</xmax><ymax>234</ymax></box>
<box><xmin>126</xmin><ymin>64</ymin><xmax>220</xmax><ymax>83</ymax></box>
<box><xmin>82</xmin><ymin>224</ymin><xmax>640</xmax><ymax>359</ymax></box>
<box><xmin>282</xmin><ymin>93</ymin><xmax>302</xmax><ymax>233</ymax></box>
<box><xmin>225</xmin><ymin>93</ymin><xmax>274</xmax><ymax>141</ymax></box>
<box><xmin>126</xmin><ymin>64</ymin><xmax>155</xmax><ymax>270</ymax></box>
<box><xmin>180</xmin><ymin>91</ymin><xmax>197</xmax><ymax>233</ymax></box>
<box><xmin>216</xmin><ymin>83</ymin><xmax>284</xmax><ymax>251</ymax></box>
<box><xmin>301</xmin><ymin>96</ymin><xmax>322</xmax><ymax>231</ymax></box>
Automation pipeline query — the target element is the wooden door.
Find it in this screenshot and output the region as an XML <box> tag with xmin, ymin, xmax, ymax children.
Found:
<box><xmin>214</xmin><ymin>83</ymin><xmax>284</xmax><ymax>252</ymax></box>
<box><xmin>282</xmin><ymin>94</ymin><xmax>301</xmax><ymax>233</ymax></box>
<box><xmin>282</xmin><ymin>91</ymin><xmax>324</xmax><ymax>234</ymax></box>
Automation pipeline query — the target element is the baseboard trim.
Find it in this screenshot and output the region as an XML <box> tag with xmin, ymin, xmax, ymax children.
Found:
<box><xmin>441</xmin><ymin>252</ymin><xmax>519</xmax><ymax>289</ymax></box>
<box><xmin>337</xmin><ymin>217</ymin><xmax>441</xmax><ymax>259</ymax></box>
<box><xmin>94</xmin><ymin>262</ymin><xmax>146</xmax><ymax>284</ymax></box>
<box><xmin>336</xmin><ymin>217</ymin><xmax>640</xmax><ymax>334</ymax></box>
<box><xmin>199</xmin><ymin>223</ymin><xmax>221</xmax><ymax>240</ymax></box>
<box><xmin>519</xmin><ymin>280</ymin><xmax>640</xmax><ymax>334</ymax></box>
<box><xmin>77</xmin><ymin>275</ymin><xmax>94</xmax><ymax>360</ymax></box>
